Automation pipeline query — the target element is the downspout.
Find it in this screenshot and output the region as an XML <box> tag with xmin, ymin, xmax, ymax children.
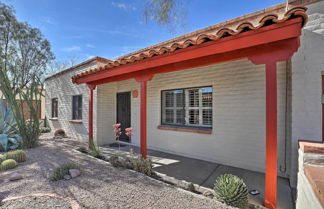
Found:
<box><xmin>280</xmin><ymin>60</ymin><xmax>291</xmax><ymax>174</ymax></box>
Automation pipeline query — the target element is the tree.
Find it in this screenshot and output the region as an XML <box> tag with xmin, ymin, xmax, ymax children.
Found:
<box><xmin>144</xmin><ymin>0</ymin><xmax>186</xmax><ymax>32</ymax></box>
<box><xmin>0</xmin><ymin>3</ymin><xmax>54</xmax><ymax>148</ymax></box>
<box><xmin>46</xmin><ymin>56</ymin><xmax>80</xmax><ymax>78</ymax></box>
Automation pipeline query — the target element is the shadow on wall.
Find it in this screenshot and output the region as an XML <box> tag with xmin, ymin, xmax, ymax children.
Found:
<box><xmin>71</xmin><ymin>123</ymin><xmax>88</xmax><ymax>139</ymax></box>
<box><xmin>45</xmin><ymin>72</ymin><xmax>89</xmax><ymax>140</ymax></box>
<box><xmin>51</xmin><ymin>121</ymin><xmax>62</xmax><ymax>130</ymax></box>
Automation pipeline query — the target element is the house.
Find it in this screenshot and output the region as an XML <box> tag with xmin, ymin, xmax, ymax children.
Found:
<box><xmin>0</xmin><ymin>89</ymin><xmax>46</xmax><ymax>120</ymax></box>
<box><xmin>45</xmin><ymin>57</ymin><xmax>110</xmax><ymax>138</ymax></box>
<box><xmin>45</xmin><ymin>0</ymin><xmax>324</xmax><ymax>208</ymax></box>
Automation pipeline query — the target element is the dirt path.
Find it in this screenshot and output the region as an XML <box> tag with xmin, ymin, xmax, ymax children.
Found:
<box><xmin>0</xmin><ymin>135</ymin><xmax>231</xmax><ymax>209</ymax></box>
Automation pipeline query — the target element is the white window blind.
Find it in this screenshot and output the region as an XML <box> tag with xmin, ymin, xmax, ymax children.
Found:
<box><xmin>162</xmin><ymin>87</ymin><xmax>212</xmax><ymax>127</ymax></box>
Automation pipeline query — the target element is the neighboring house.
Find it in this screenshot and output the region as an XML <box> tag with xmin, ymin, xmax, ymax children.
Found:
<box><xmin>0</xmin><ymin>89</ymin><xmax>46</xmax><ymax>120</ymax></box>
<box><xmin>45</xmin><ymin>1</ymin><xmax>324</xmax><ymax>208</ymax></box>
<box><xmin>45</xmin><ymin>57</ymin><xmax>110</xmax><ymax>139</ymax></box>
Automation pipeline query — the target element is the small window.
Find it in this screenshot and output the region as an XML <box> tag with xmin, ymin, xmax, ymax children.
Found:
<box><xmin>72</xmin><ymin>95</ymin><xmax>82</xmax><ymax>120</ymax></box>
<box><xmin>51</xmin><ymin>98</ymin><xmax>58</xmax><ymax>118</ymax></box>
<box><xmin>161</xmin><ymin>86</ymin><xmax>212</xmax><ymax>127</ymax></box>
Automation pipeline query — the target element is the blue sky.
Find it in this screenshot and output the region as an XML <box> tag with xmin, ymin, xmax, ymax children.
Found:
<box><xmin>3</xmin><ymin>0</ymin><xmax>285</xmax><ymax>62</ymax></box>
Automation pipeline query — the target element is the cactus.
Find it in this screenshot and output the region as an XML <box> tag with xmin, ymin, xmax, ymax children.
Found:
<box><xmin>214</xmin><ymin>174</ymin><xmax>248</xmax><ymax>208</ymax></box>
<box><xmin>4</xmin><ymin>149</ymin><xmax>27</xmax><ymax>162</ymax></box>
<box><xmin>0</xmin><ymin>154</ymin><xmax>5</xmax><ymax>164</ymax></box>
<box><xmin>0</xmin><ymin>98</ymin><xmax>22</xmax><ymax>151</ymax></box>
<box><xmin>0</xmin><ymin>159</ymin><xmax>17</xmax><ymax>170</ymax></box>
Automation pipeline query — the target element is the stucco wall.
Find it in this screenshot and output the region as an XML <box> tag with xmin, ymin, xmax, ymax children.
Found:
<box><xmin>290</xmin><ymin>0</ymin><xmax>324</xmax><ymax>187</ymax></box>
<box><xmin>0</xmin><ymin>89</ymin><xmax>46</xmax><ymax>120</ymax></box>
<box><xmin>296</xmin><ymin>149</ymin><xmax>324</xmax><ymax>209</ymax></box>
<box><xmin>96</xmin><ymin>59</ymin><xmax>289</xmax><ymax>175</ymax></box>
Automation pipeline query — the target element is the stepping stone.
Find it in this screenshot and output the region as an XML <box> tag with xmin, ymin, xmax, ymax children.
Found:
<box><xmin>69</xmin><ymin>169</ymin><xmax>80</xmax><ymax>178</ymax></box>
<box><xmin>9</xmin><ymin>173</ymin><xmax>23</xmax><ymax>181</ymax></box>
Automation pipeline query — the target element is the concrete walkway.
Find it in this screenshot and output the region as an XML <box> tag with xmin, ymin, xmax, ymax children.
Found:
<box><xmin>101</xmin><ymin>144</ymin><xmax>294</xmax><ymax>209</ymax></box>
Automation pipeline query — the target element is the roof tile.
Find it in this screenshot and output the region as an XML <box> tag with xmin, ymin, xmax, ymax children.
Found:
<box><xmin>72</xmin><ymin>6</ymin><xmax>308</xmax><ymax>83</ymax></box>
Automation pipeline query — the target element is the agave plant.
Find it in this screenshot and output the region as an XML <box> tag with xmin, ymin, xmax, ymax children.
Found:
<box><xmin>214</xmin><ymin>174</ymin><xmax>248</xmax><ymax>208</ymax></box>
<box><xmin>0</xmin><ymin>98</ymin><xmax>22</xmax><ymax>151</ymax></box>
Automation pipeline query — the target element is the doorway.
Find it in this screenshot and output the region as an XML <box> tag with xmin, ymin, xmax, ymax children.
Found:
<box><xmin>116</xmin><ymin>92</ymin><xmax>131</xmax><ymax>142</ymax></box>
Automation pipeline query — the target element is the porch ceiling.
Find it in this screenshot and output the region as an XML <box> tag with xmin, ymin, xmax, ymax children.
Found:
<box><xmin>72</xmin><ymin>6</ymin><xmax>307</xmax><ymax>85</ymax></box>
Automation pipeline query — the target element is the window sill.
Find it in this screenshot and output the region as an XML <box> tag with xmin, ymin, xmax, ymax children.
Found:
<box><xmin>157</xmin><ymin>125</ymin><xmax>212</xmax><ymax>134</ymax></box>
<box><xmin>69</xmin><ymin>120</ymin><xmax>83</xmax><ymax>124</ymax></box>
<box><xmin>49</xmin><ymin>118</ymin><xmax>58</xmax><ymax>121</ymax></box>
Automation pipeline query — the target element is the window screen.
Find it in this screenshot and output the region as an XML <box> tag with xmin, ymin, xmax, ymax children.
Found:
<box><xmin>51</xmin><ymin>98</ymin><xmax>58</xmax><ymax>118</ymax></box>
<box><xmin>72</xmin><ymin>95</ymin><xmax>82</xmax><ymax>120</ymax></box>
<box><xmin>162</xmin><ymin>87</ymin><xmax>212</xmax><ymax>127</ymax></box>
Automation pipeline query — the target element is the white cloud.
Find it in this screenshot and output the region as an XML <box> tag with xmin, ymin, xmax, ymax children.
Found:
<box><xmin>111</xmin><ymin>2</ymin><xmax>136</xmax><ymax>11</ymax></box>
<box><xmin>62</xmin><ymin>46</ymin><xmax>81</xmax><ymax>52</ymax></box>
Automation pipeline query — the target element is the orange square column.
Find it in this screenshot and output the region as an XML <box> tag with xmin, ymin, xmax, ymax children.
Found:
<box><xmin>135</xmin><ymin>74</ymin><xmax>153</xmax><ymax>159</ymax></box>
<box><xmin>264</xmin><ymin>62</ymin><xmax>278</xmax><ymax>209</ymax></box>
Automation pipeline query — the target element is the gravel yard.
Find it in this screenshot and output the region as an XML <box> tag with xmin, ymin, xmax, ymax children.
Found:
<box><xmin>0</xmin><ymin>134</ymin><xmax>232</xmax><ymax>209</ymax></box>
<box><xmin>0</xmin><ymin>195</ymin><xmax>72</xmax><ymax>209</ymax></box>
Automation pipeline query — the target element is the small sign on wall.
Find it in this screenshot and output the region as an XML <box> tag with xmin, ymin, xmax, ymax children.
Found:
<box><xmin>132</xmin><ymin>90</ymin><xmax>138</xmax><ymax>98</ymax></box>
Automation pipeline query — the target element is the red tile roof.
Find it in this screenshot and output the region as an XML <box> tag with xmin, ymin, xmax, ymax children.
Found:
<box><xmin>71</xmin><ymin>4</ymin><xmax>308</xmax><ymax>83</ymax></box>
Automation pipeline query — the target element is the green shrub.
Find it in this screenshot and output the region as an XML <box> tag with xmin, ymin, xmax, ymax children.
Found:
<box><xmin>40</xmin><ymin>127</ymin><xmax>51</xmax><ymax>133</ymax></box>
<box><xmin>0</xmin><ymin>159</ymin><xmax>17</xmax><ymax>170</ymax></box>
<box><xmin>132</xmin><ymin>155</ymin><xmax>153</xmax><ymax>176</ymax></box>
<box><xmin>4</xmin><ymin>150</ymin><xmax>27</xmax><ymax>162</ymax></box>
<box><xmin>122</xmin><ymin>157</ymin><xmax>134</xmax><ymax>169</ymax></box>
<box><xmin>49</xmin><ymin>163</ymin><xmax>80</xmax><ymax>181</ymax></box>
<box><xmin>0</xmin><ymin>154</ymin><xmax>5</xmax><ymax>164</ymax></box>
<box><xmin>89</xmin><ymin>147</ymin><xmax>102</xmax><ymax>158</ymax></box>
<box><xmin>214</xmin><ymin>174</ymin><xmax>248</xmax><ymax>208</ymax></box>
<box><xmin>89</xmin><ymin>149</ymin><xmax>100</xmax><ymax>158</ymax></box>
<box><xmin>88</xmin><ymin>143</ymin><xmax>106</xmax><ymax>159</ymax></box>
<box><xmin>187</xmin><ymin>182</ymin><xmax>196</xmax><ymax>192</ymax></box>
<box><xmin>109</xmin><ymin>155</ymin><xmax>122</xmax><ymax>167</ymax></box>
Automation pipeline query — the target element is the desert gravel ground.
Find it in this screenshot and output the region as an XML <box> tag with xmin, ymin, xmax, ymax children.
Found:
<box><xmin>0</xmin><ymin>196</ymin><xmax>72</xmax><ymax>209</ymax></box>
<box><xmin>0</xmin><ymin>134</ymin><xmax>232</xmax><ymax>209</ymax></box>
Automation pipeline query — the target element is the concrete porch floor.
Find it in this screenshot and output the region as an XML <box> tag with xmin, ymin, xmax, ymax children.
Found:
<box><xmin>100</xmin><ymin>144</ymin><xmax>294</xmax><ymax>209</ymax></box>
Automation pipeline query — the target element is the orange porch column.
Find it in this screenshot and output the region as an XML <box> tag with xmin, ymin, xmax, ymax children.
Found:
<box><xmin>248</xmin><ymin>38</ymin><xmax>301</xmax><ymax>209</ymax></box>
<box><xmin>87</xmin><ymin>84</ymin><xmax>96</xmax><ymax>146</ymax></box>
<box><xmin>135</xmin><ymin>74</ymin><xmax>153</xmax><ymax>158</ymax></box>
<box><xmin>264</xmin><ymin>62</ymin><xmax>277</xmax><ymax>209</ymax></box>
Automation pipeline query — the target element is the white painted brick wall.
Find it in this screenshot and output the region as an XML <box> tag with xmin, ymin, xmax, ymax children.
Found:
<box><xmin>96</xmin><ymin>59</ymin><xmax>288</xmax><ymax>174</ymax></box>
<box><xmin>45</xmin><ymin>62</ymin><xmax>100</xmax><ymax>140</ymax></box>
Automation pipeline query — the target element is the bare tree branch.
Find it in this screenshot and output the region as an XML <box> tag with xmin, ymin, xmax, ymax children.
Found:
<box><xmin>144</xmin><ymin>0</ymin><xmax>187</xmax><ymax>33</ymax></box>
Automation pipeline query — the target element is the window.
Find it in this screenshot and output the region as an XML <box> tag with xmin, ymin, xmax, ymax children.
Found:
<box><xmin>51</xmin><ymin>98</ymin><xmax>58</xmax><ymax>118</ymax></box>
<box><xmin>72</xmin><ymin>95</ymin><xmax>82</xmax><ymax>120</ymax></box>
<box><xmin>162</xmin><ymin>86</ymin><xmax>212</xmax><ymax>127</ymax></box>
